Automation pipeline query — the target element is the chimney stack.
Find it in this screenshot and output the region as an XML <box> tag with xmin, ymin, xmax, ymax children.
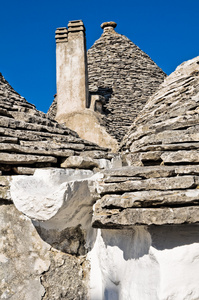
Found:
<box><xmin>55</xmin><ymin>20</ymin><xmax>88</xmax><ymax>121</ymax></box>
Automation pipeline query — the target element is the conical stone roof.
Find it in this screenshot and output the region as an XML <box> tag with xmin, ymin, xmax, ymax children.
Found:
<box><xmin>87</xmin><ymin>22</ymin><xmax>166</xmax><ymax>141</ymax></box>
<box><xmin>48</xmin><ymin>22</ymin><xmax>166</xmax><ymax>143</ymax></box>
<box><xmin>121</xmin><ymin>56</ymin><xmax>199</xmax><ymax>159</ymax></box>
<box><xmin>0</xmin><ymin>73</ymin><xmax>110</xmax><ymax>176</ymax></box>
<box><xmin>92</xmin><ymin>56</ymin><xmax>199</xmax><ymax>228</ymax></box>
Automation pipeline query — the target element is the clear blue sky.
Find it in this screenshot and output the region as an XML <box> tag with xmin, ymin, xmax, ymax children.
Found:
<box><xmin>1</xmin><ymin>0</ymin><xmax>198</xmax><ymax>113</ymax></box>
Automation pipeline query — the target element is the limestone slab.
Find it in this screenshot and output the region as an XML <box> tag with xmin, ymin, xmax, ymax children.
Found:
<box><xmin>61</xmin><ymin>156</ymin><xmax>99</xmax><ymax>169</ymax></box>
<box><xmin>99</xmin><ymin>175</ymin><xmax>197</xmax><ymax>195</ymax></box>
<box><xmin>92</xmin><ymin>205</ymin><xmax>199</xmax><ymax>227</ymax></box>
<box><xmin>0</xmin><ymin>153</ymin><xmax>57</xmax><ymax>164</ymax></box>
<box><xmin>98</xmin><ymin>189</ymin><xmax>199</xmax><ymax>208</ymax></box>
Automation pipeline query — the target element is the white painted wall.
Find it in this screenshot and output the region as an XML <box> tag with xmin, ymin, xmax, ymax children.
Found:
<box><xmin>88</xmin><ymin>225</ymin><xmax>199</xmax><ymax>300</ymax></box>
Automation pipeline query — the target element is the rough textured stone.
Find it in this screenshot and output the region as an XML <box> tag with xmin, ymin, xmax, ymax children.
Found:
<box><xmin>61</xmin><ymin>155</ymin><xmax>99</xmax><ymax>169</ymax></box>
<box><xmin>41</xmin><ymin>252</ymin><xmax>89</xmax><ymax>300</ymax></box>
<box><xmin>0</xmin><ymin>73</ymin><xmax>110</xmax><ymax>174</ymax></box>
<box><xmin>0</xmin><ymin>204</ymin><xmax>89</xmax><ymax>299</ymax></box>
<box><xmin>93</xmin><ymin>205</ymin><xmax>199</xmax><ymax>228</ymax></box>
<box><xmin>0</xmin><ymin>176</ymin><xmax>12</xmax><ymax>202</ymax></box>
<box><xmin>121</xmin><ymin>56</ymin><xmax>199</xmax><ymax>156</ymax></box>
<box><xmin>0</xmin><ymin>204</ymin><xmax>49</xmax><ymax>299</ymax></box>
<box><xmin>97</xmin><ymin>189</ymin><xmax>199</xmax><ymax>208</ymax></box>
<box><xmin>0</xmin><ymin>152</ymin><xmax>57</xmax><ymax>164</ymax></box>
<box><xmin>87</xmin><ymin>26</ymin><xmax>166</xmax><ymax>142</ymax></box>
<box><xmin>98</xmin><ymin>175</ymin><xmax>197</xmax><ymax>195</ymax></box>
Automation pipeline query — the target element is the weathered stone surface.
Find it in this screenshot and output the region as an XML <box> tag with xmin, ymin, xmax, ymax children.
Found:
<box><xmin>94</xmin><ymin>163</ymin><xmax>199</xmax><ymax>226</ymax></box>
<box><xmin>36</xmin><ymin>225</ymin><xmax>87</xmax><ymax>256</ymax></box>
<box><xmin>0</xmin><ymin>204</ymin><xmax>89</xmax><ymax>299</ymax></box>
<box><xmin>92</xmin><ymin>205</ymin><xmax>199</xmax><ymax>227</ymax></box>
<box><xmin>0</xmin><ymin>142</ymin><xmax>75</xmax><ymax>157</ymax></box>
<box><xmin>0</xmin><ymin>205</ymin><xmax>50</xmax><ymax>299</ymax></box>
<box><xmin>0</xmin><ymin>136</ymin><xmax>18</xmax><ymax>143</ymax></box>
<box><xmin>14</xmin><ymin>167</ymin><xmax>37</xmax><ymax>175</ymax></box>
<box><xmin>87</xmin><ymin>25</ymin><xmax>166</xmax><ymax>142</ymax></box>
<box><xmin>104</xmin><ymin>165</ymin><xmax>176</xmax><ymax>178</ymax></box>
<box><xmin>61</xmin><ymin>155</ymin><xmax>99</xmax><ymax>169</ymax></box>
<box><xmin>56</xmin><ymin>109</ymin><xmax>119</xmax><ymax>152</ymax></box>
<box><xmin>56</xmin><ymin>20</ymin><xmax>88</xmax><ymax>117</ymax></box>
<box><xmin>123</xmin><ymin>149</ymin><xmax>199</xmax><ymax>165</ymax></box>
<box><xmin>20</xmin><ymin>139</ymin><xmax>85</xmax><ymax>149</ymax></box>
<box><xmin>161</xmin><ymin>150</ymin><xmax>199</xmax><ymax>163</ymax></box>
<box><xmin>99</xmin><ymin>175</ymin><xmax>197</xmax><ymax>195</ymax></box>
<box><xmin>121</xmin><ymin>56</ymin><xmax>199</xmax><ymax>156</ymax></box>
<box><xmin>0</xmin><ymin>152</ymin><xmax>57</xmax><ymax>164</ymax></box>
<box><xmin>104</xmin><ymin>164</ymin><xmax>199</xmax><ymax>179</ymax></box>
<box><xmin>41</xmin><ymin>252</ymin><xmax>89</xmax><ymax>300</ymax></box>
<box><xmin>97</xmin><ymin>189</ymin><xmax>199</xmax><ymax>208</ymax></box>
<box><xmin>128</xmin><ymin>127</ymin><xmax>199</xmax><ymax>151</ymax></box>
<box><xmin>2</xmin><ymin>28</ymin><xmax>199</xmax><ymax>300</ymax></box>
<box><xmin>0</xmin><ymin>176</ymin><xmax>12</xmax><ymax>201</ymax></box>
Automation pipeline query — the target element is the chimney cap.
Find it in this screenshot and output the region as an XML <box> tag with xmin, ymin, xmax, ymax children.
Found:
<box><xmin>101</xmin><ymin>21</ymin><xmax>117</xmax><ymax>30</ymax></box>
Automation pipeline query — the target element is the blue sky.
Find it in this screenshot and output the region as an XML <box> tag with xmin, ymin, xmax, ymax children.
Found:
<box><xmin>1</xmin><ymin>0</ymin><xmax>198</xmax><ymax>113</ymax></box>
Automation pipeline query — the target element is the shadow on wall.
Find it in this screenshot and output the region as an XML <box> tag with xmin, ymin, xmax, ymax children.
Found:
<box><xmin>91</xmin><ymin>225</ymin><xmax>199</xmax><ymax>300</ymax></box>
<box><xmin>34</xmin><ymin>223</ymin><xmax>87</xmax><ymax>256</ymax></box>
<box><xmin>88</xmin><ymin>87</ymin><xmax>113</xmax><ymax>115</ymax></box>
<box><xmin>104</xmin><ymin>288</ymin><xmax>119</xmax><ymax>300</ymax></box>
<box><xmin>149</xmin><ymin>224</ymin><xmax>199</xmax><ymax>250</ymax></box>
<box><xmin>101</xmin><ymin>227</ymin><xmax>151</xmax><ymax>260</ymax></box>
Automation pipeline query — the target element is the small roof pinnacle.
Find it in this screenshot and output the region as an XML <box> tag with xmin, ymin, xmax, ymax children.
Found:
<box><xmin>101</xmin><ymin>21</ymin><xmax>117</xmax><ymax>30</ymax></box>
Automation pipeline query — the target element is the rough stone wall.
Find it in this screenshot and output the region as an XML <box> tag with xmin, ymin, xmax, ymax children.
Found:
<box><xmin>87</xmin><ymin>30</ymin><xmax>166</xmax><ymax>141</ymax></box>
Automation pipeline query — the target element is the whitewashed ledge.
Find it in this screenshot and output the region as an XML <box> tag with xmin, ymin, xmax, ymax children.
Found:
<box><xmin>10</xmin><ymin>168</ymin><xmax>103</xmax><ymax>231</ymax></box>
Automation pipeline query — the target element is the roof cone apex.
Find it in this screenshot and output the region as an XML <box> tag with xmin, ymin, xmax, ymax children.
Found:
<box><xmin>101</xmin><ymin>21</ymin><xmax>117</xmax><ymax>33</ymax></box>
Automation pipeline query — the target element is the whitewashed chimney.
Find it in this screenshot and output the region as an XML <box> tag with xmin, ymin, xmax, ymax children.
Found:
<box><xmin>55</xmin><ymin>20</ymin><xmax>88</xmax><ymax>120</ymax></box>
